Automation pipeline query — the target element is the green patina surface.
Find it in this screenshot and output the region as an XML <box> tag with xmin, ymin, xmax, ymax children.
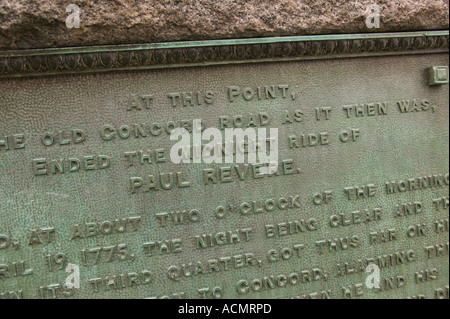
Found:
<box><xmin>0</xmin><ymin>33</ymin><xmax>448</xmax><ymax>299</ymax></box>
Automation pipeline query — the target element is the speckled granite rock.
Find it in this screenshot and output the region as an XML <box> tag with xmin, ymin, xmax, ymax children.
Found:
<box><xmin>0</xmin><ymin>0</ymin><xmax>449</xmax><ymax>49</ymax></box>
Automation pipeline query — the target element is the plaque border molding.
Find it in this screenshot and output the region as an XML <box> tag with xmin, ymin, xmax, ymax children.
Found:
<box><xmin>0</xmin><ymin>31</ymin><xmax>448</xmax><ymax>78</ymax></box>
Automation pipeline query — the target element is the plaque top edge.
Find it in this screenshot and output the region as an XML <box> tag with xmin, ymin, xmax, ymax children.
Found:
<box><xmin>1</xmin><ymin>30</ymin><xmax>448</xmax><ymax>57</ymax></box>
<box><xmin>0</xmin><ymin>30</ymin><xmax>448</xmax><ymax>79</ymax></box>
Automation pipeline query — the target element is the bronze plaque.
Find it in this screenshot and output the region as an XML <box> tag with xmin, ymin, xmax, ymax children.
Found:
<box><xmin>0</xmin><ymin>32</ymin><xmax>449</xmax><ymax>299</ymax></box>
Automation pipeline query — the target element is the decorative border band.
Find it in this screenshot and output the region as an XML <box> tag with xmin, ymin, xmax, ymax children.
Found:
<box><xmin>0</xmin><ymin>31</ymin><xmax>448</xmax><ymax>78</ymax></box>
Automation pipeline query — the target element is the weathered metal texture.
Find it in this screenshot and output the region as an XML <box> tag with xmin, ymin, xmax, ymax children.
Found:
<box><xmin>0</xmin><ymin>31</ymin><xmax>449</xmax><ymax>78</ymax></box>
<box><xmin>0</xmin><ymin>31</ymin><xmax>449</xmax><ymax>299</ymax></box>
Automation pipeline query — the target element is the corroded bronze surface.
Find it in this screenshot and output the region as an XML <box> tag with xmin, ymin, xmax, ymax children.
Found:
<box><xmin>0</xmin><ymin>32</ymin><xmax>448</xmax><ymax>299</ymax></box>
